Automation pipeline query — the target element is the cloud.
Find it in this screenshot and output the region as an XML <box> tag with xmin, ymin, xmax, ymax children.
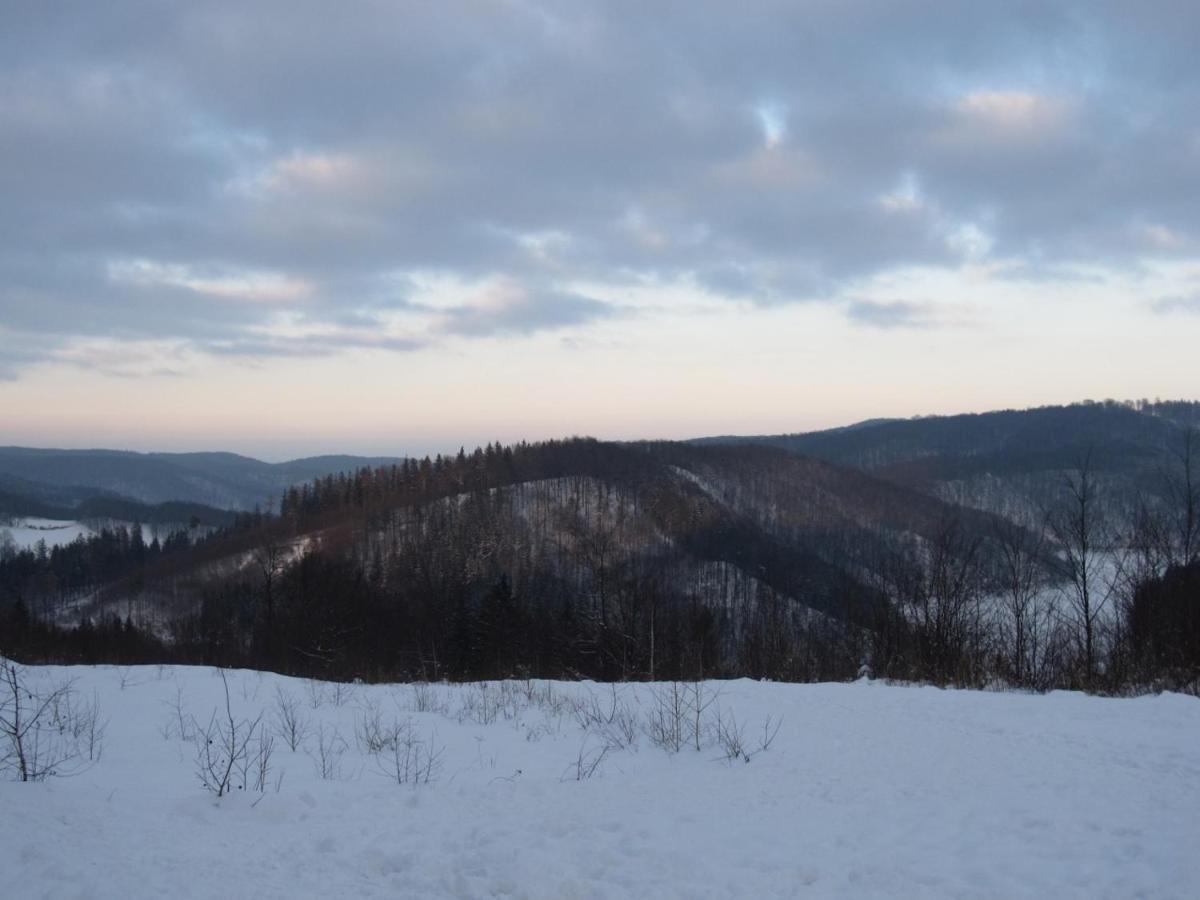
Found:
<box><xmin>108</xmin><ymin>260</ymin><xmax>315</xmax><ymax>304</ymax></box>
<box><xmin>1151</xmin><ymin>293</ymin><xmax>1200</xmax><ymax>315</ymax></box>
<box><xmin>203</xmin><ymin>332</ymin><xmax>427</xmax><ymax>358</ymax></box>
<box><xmin>845</xmin><ymin>300</ymin><xmax>936</xmax><ymax>330</ymax></box>
<box><xmin>436</xmin><ymin>283</ymin><xmax>622</xmax><ymax>337</ymax></box>
<box><xmin>1</xmin><ymin>1</ymin><xmax>1198</xmax><ymax>373</ymax></box>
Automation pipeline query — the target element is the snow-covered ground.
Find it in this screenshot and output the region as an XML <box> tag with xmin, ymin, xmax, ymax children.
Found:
<box><xmin>2</xmin><ymin>665</ymin><xmax>1197</xmax><ymax>899</ymax></box>
<box><xmin>0</xmin><ymin>517</ymin><xmax>175</xmax><ymax>551</ymax></box>
<box><xmin>2</xmin><ymin>517</ymin><xmax>94</xmax><ymax>549</ymax></box>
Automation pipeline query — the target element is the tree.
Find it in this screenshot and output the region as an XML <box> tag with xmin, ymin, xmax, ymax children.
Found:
<box><xmin>909</xmin><ymin>517</ymin><xmax>987</xmax><ymax>684</ymax></box>
<box><xmin>476</xmin><ymin>574</ymin><xmax>520</xmax><ymax>678</ymax></box>
<box><xmin>1162</xmin><ymin>427</ymin><xmax>1200</xmax><ymax>568</ymax></box>
<box><xmin>1127</xmin><ymin>561</ymin><xmax>1200</xmax><ymax>687</ymax></box>
<box><xmin>252</xmin><ymin>523</ymin><xmax>288</xmax><ymax>661</ymax></box>
<box><xmin>1047</xmin><ymin>453</ymin><xmax>1116</xmax><ymax>684</ymax></box>
<box><xmin>993</xmin><ymin>519</ymin><xmax>1053</xmax><ymax>687</ymax></box>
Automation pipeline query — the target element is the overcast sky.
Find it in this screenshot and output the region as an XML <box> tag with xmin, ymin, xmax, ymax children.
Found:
<box><xmin>1</xmin><ymin>1</ymin><xmax>1197</xmax><ymax>459</ymax></box>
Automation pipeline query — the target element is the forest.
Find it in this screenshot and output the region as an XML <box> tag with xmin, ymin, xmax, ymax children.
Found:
<box><xmin>2</xmin><ymin>419</ymin><xmax>1197</xmax><ymax>695</ymax></box>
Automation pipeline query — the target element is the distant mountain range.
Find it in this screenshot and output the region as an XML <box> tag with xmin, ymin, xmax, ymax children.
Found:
<box><xmin>0</xmin><ymin>447</ymin><xmax>406</xmax><ymax>512</ymax></box>
<box><xmin>4</xmin><ymin>401</ymin><xmax>1196</xmax><ymax>519</ymax></box>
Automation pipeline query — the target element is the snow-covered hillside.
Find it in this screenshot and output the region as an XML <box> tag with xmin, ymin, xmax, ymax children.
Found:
<box><xmin>2</xmin><ymin>665</ymin><xmax>1197</xmax><ymax>898</ymax></box>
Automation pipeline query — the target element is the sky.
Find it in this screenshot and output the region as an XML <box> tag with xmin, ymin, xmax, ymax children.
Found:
<box><xmin>1</xmin><ymin>1</ymin><xmax>1198</xmax><ymax>460</ymax></box>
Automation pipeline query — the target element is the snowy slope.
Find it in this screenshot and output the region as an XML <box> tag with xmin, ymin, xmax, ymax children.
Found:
<box><xmin>2</xmin><ymin>665</ymin><xmax>1197</xmax><ymax>899</ymax></box>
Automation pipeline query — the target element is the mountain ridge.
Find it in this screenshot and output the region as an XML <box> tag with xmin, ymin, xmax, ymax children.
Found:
<box><xmin>0</xmin><ymin>446</ymin><xmax>408</xmax><ymax>511</ymax></box>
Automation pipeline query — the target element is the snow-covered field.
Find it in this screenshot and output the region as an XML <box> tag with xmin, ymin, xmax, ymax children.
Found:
<box><xmin>3</xmin><ymin>665</ymin><xmax>1198</xmax><ymax>899</ymax></box>
<box><xmin>2</xmin><ymin>517</ymin><xmax>94</xmax><ymax>549</ymax></box>
<box><xmin>0</xmin><ymin>518</ymin><xmax>170</xmax><ymax>551</ymax></box>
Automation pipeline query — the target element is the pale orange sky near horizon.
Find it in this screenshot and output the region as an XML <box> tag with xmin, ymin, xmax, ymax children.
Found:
<box><xmin>4</xmin><ymin>261</ymin><xmax>1196</xmax><ymax>461</ymax></box>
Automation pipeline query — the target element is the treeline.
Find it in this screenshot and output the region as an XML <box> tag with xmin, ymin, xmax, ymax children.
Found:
<box><xmin>0</xmin><ymin>489</ymin><xmax>235</xmax><ymax>527</ymax></box>
<box><xmin>0</xmin><ymin>525</ymin><xmax>193</xmax><ymax>619</ymax></box>
<box><xmin>2</xmin><ymin>436</ymin><xmax>1197</xmax><ymax>695</ymax></box>
<box><xmin>277</xmin><ymin>438</ymin><xmax>654</xmax><ymax>524</ymax></box>
<box><xmin>0</xmin><ymin>510</ymin><xmax>270</xmax><ymax>624</ymax></box>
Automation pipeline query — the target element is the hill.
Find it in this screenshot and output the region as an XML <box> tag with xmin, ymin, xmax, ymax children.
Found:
<box><xmin>1</xmin><ymin>438</ymin><xmax>1063</xmax><ymax>685</ymax></box>
<box><xmin>692</xmin><ymin>400</ymin><xmax>1200</xmax><ymax>519</ymax></box>
<box><xmin>0</xmin><ymin>447</ymin><xmax>407</xmax><ymax>510</ymax></box>
<box><xmin>3</xmin><ymin>403</ymin><xmax>1196</xmax><ymax>693</ymax></box>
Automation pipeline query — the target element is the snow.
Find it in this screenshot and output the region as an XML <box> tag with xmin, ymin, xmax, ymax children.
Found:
<box><xmin>2</xmin><ymin>665</ymin><xmax>1197</xmax><ymax>899</ymax></box>
<box><xmin>0</xmin><ymin>518</ymin><xmax>168</xmax><ymax>551</ymax></box>
<box><xmin>2</xmin><ymin>517</ymin><xmax>94</xmax><ymax>549</ymax></box>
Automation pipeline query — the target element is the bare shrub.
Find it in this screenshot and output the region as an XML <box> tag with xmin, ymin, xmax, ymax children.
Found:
<box><xmin>160</xmin><ymin>685</ymin><xmax>195</xmax><ymax>742</ymax></box>
<box><xmin>645</xmin><ymin>682</ymin><xmax>723</xmax><ymax>753</ymax></box>
<box><xmin>79</xmin><ymin>690</ymin><xmax>106</xmax><ymax>764</ymax></box>
<box><xmin>688</xmin><ymin>682</ymin><xmax>719</xmax><ymax>752</ymax></box>
<box><xmin>527</xmin><ymin>682</ymin><xmax>569</xmax><ymax>718</ymax></box>
<box><xmin>714</xmin><ymin>709</ymin><xmax>781</xmax><ymax>763</ymax></box>
<box><xmin>405</xmin><ymin>681</ymin><xmax>448</xmax><ymax>715</ymax></box>
<box><xmin>272</xmin><ymin>687</ymin><xmax>309</xmax><ymax>752</ymax></box>
<box><xmin>562</xmin><ymin>739</ymin><xmax>609</xmax><ymax>781</ymax></box>
<box><xmin>457</xmin><ymin>682</ymin><xmax>500</xmax><ymax>725</ymax></box>
<box><xmin>355</xmin><ymin>697</ymin><xmax>400</xmax><ymax>755</ymax></box>
<box><xmin>304</xmin><ymin>679</ymin><xmax>326</xmax><ymax>709</ymax></box>
<box><xmin>601</xmin><ymin>704</ymin><xmax>640</xmax><ymax>751</ymax></box>
<box><xmin>239</xmin><ymin>730</ymin><xmax>276</xmax><ymax>793</ymax></box>
<box><xmin>115</xmin><ymin>666</ymin><xmax>140</xmax><ymax>691</ymax></box>
<box><xmin>309</xmin><ymin>724</ymin><xmax>348</xmax><ymax>780</ymax></box>
<box><xmin>378</xmin><ymin>720</ymin><xmax>444</xmax><ymax>786</ymax></box>
<box><xmin>758</xmin><ymin>715</ymin><xmax>782</xmax><ymax>753</ymax></box>
<box><xmin>570</xmin><ymin>685</ymin><xmax>640</xmax><ymax>750</ymax></box>
<box><xmin>193</xmin><ymin>669</ymin><xmax>265</xmax><ymax>797</ymax></box>
<box><xmin>239</xmin><ymin>671</ymin><xmax>263</xmax><ymax>703</ymax></box>
<box><xmin>1</xmin><ymin>661</ymin><xmax>105</xmax><ymax>782</ymax></box>
<box><xmin>714</xmin><ymin>708</ymin><xmax>750</xmax><ymax>763</ymax></box>
<box><xmin>329</xmin><ymin>680</ymin><xmax>354</xmax><ymax>707</ymax></box>
<box><xmin>523</xmin><ymin>717</ymin><xmax>562</xmax><ymax>742</ymax></box>
<box><xmin>646</xmin><ymin>682</ymin><xmax>689</xmax><ymax>753</ymax></box>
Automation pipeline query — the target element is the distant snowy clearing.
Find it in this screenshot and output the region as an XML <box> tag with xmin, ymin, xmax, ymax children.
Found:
<box><xmin>2</xmin><ymin>665</ymin><xmax>1197</xmax><ymax>899</ymax></box>
<box><xmin>2</xmin><ymin>517</ymin><xmax>94</xmax><ymax>549</ymax></box>
<box><xmin>1</xmin><ymin>518</ymin><xmax>168</xmax><ymax>550</ymax></box>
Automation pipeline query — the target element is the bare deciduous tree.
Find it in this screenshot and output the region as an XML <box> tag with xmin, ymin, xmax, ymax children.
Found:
<box><xmin>1047</xmin><ymin>454</ymin><xmax>1117</xmax><ymax>684</ymax></box>
<box><xmin>1163</xmin><ymin>427</ymin><xmax>1200</xmax><ymax>568</ymax></box>
<box><xmin>993</xmin><ymin>519</ymin><xmax>1053</xmax><ymax>687</ymax></box>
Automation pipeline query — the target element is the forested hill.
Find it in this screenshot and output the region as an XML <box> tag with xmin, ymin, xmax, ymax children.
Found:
<box><xmin>692</xmin><ymin>400</ymin><xmax>1200</xmax><ymax>509</ymax></box>
<box><xmin>0</xmin><ymin>447</ymin><xmax>407</xmax><ymax>510</ymax></box>
<box><xmin>2</xmin><ymin>439</ymin><xmax>1016</xmax><ymax>680</ymax></box>
<box><xmin>3</xmin><ymin>409</ymin><xmax>1197</xmax><ymax>694</ymax></box>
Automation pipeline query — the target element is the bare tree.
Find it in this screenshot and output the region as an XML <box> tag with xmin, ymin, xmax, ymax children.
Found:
<box><xmin>253</xmin><ymin>523</ymin><xmax>287</xmax><ymax>647</ymax></box>
<box><xmin>1047</xmin><ymin>454</ymin><xmax>1117</xmax><ymax>684</ymax></box>
<box><xmin>993</xmin><ymin>519</ymin><xmax>1050</xmax><ymax>687</ymax></box>
<box><xmin>1162</xmin><ymin>427</ymin><xmax>1200</xmax><ymax>568</ymax></box>
<box><xmin>904</xmin><ymin>518</ymin><xmax>987</xmax><ymax>684</ymax></box>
